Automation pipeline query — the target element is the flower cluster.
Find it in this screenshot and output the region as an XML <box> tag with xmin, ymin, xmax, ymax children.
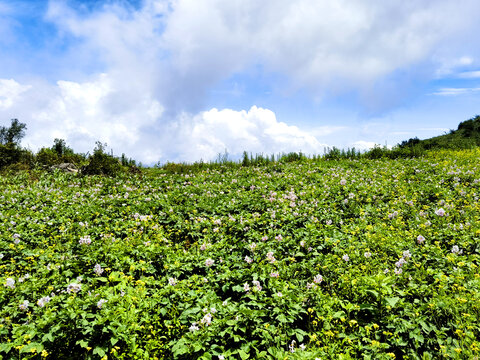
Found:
<box><xmin>67</xmin><ymin>282</ymin><xmax>82</xmax><ymax>294</ymax></box>
<box><xmin>79</xmin><ymin>235</ymin><xmax>92</xmax><ymax>245</ymax></box>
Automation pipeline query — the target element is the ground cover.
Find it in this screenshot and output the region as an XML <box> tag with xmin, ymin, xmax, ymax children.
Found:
<box><xmin>1</xmin><ymin>149</ymin><xmax>480</xmax><ymax>359</ymax></box>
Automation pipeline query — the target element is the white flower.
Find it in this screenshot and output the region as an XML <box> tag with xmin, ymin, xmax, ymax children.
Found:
<box><xmin>249</xmin><ymin>243</ymin><xmax>257</xmax><ymax>251</ymax></box>
<box><xmin>244</xmin><ymin>255</ymin><xmax>253</xmax><ymax>264</ymax></box>
<box><xmin>93</xmin><ymin>264</ymin><xmax>104</xmax><ymax>276</ymax></box>
<box><xmin>97</xmin><ymin>299</ymin><xmax>107</xmax><ymax>309</ymax></box>
<box><xmin>4</xmin><ymin>277</ymin><xmax>15</xmax><ymax>289</ymax></box>
<box><xmin>243</xmin><ymin>282</ymin><xmax>250</xmax><ymax>292</ymax></box>
<box><xmin>200</xmin><ymin>313</ymin><xmax>212</xmax><ymax>326</ymax></box>
<box><xmin>289</xmin><ymin>340</ymin><xmax>296</xmax><ymax>353</ymax></box>
<box><xmin>395</xmin><ymin>258</ymin><xmax>406</xmax><ymax>268</ymax></box>
<box><xmin>417</xmin><ymin>235</ymin><xmax>425</xmax><ymax>244</ymax></box>
<box><xmin>19</xmin><ymin>300</ymin><xmax>29</xmax><ymax>311</ymax></box>
<box><xmin>342</xmin><ymin>254</ymin><xmax>350</xmax><ymax>262</ymax></box>
<box><xmin>364</xmin><ymin>252</ymin><xmax>372</xmax><ymax>258</ymax></box>
<box><xmin>402</xmin><ymin>250</ymin><xmax>412</xmax><ymax>259</ymax></box>
<box><xmin>270</xmin><ymin>271</ymin><xmax>279</xmax><ymax>278</ymax></box>
<box><xmin>253</xmin><ymin>280</ymin><xmax>262</xmax><ymax>291</ymax></box>
<box><xmin>394</xmin><ymin>268</ymin><xmax>403</xmax><ymax>275</ymax></box>
<box><xmin>451</xmin><ymin>245</ymin><xmax>462</xmax><ymax>254</ymax></box>
<box><xmin>79</xmin><ymin>235</ymin><xmax>92</xmax><ymax>245</ymax></box>
<box><xmin>189</xmin><ymin>323</ymin><xmax>199</xmax><ymax>332</ymax></box>
<box><xmin>37</xmin><ymin>296</ymin><xmax>51</xmax><ymax>308</ymax></box>
<box><xmin>168</xmin><ymin>277</ymin><xmax>177</xmax><ymax>286</ymax></box>
<box><xmin>205</xmin><ymin>258</ymin><xmax>214</xmax><ymax>267</ymax></box>
<box><xmin>67</xmin><ymin>282</ymin><xmax>82</xmax><ymax>294</ymax></box>
<box><xmin>340</xmin><ymin>179</ymin><xmax>347</xmax><ymax>185</ymax></box>
<box><xmin>313</xmin><ymin>274</ymin><xmax>323</xmax><ymax>284</ymax></box>
<box><xmin>218</xmin><ymin>356</ymin><xmax>225</xmax><ymax>360</ymax></box>
<box><xmin>0</xmin><ymin>253</ymin><xmax>3</xmax><ymax>259</ymax></box>
<box><xmin>266</xmin><ymin>251</ymin><xmax>276</xmax><ymax>263</ymax></box>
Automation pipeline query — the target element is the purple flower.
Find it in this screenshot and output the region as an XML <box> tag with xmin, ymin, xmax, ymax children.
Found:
<box><xmin>93</xmin><ymin>264</ymin><xmax>104</xmax><ymax>276</ymax></box>
<box><xmin>19</xmin><ymin>300</ymin><xmax>29</xmax><ymax>311</ymax></box>
<box><xmin>435</xmin><ymin>208</ymin><xmax>446</xmax><ymax>217</ymax></box>
<box><xmin>97</xmin><ymin>299</ymin><xmax>107</xmax><ymax>309</ymax></box>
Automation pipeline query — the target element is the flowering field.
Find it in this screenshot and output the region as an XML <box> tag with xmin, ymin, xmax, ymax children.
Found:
<box><xmin>1</xmin><ymin>149</ymin><xmax>480</xmax><ymax>360</ymax></box>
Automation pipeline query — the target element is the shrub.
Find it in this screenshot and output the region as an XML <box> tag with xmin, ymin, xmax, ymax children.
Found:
<box><xmin>81</xmin><ymin>142</ymin><xmax>122</xmax><ymax>176</ymax></box>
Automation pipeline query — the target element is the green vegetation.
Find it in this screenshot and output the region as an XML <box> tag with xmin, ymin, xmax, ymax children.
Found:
<box><xmin>1</xmin><ymin>149</ymin><xmax>480</xmax><ymax>359</ymax></box>
<box><xmin>0</xmin><ymin>119</ymin><xmax>137</xmax><ymax>175</ymax></box>
<box><xmin>399</xmin><ymin>115</ymin><xmax>480</xmax><ymax>151</ymax></box>
<box><xmin>1</xmin><ymin>115</ymin><xmax>480</xmax><ymax>358</ymax></box>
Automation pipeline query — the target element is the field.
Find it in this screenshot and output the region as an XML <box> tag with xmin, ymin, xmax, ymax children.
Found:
<box><xmin>1</xmin><ymin>149</ymin><xmax>480</xmax><ymax>359</ymax></box>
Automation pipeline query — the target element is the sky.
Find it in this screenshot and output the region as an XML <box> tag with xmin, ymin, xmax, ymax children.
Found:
<box><xmin>1</xmin><ymin>0</ymin><xmax>480</xmax><ymax>164</ymax></box>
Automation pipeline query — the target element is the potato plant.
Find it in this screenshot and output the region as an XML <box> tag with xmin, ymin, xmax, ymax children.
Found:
<box><xmin>1</xmin><ymin>149</ymin><xmax>480</xmax><ymax>359</ymax></box>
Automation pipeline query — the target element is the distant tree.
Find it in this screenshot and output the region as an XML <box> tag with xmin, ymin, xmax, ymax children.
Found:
<box><xmin>0</xmin><ymin>119</ymin><xmax>27</xmax><ymax>145</ymax></box>
<box><xmin>81</xmin><ymin>141</ymin><xmax>122</xmax><ymax>176</ymax></box>
<box><xmin>53</xmin><ymin>138</ymin><xmax>67</xmax><ymax>156</ymax></box>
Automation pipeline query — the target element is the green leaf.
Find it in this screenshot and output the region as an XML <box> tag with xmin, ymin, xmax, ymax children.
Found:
<box><xmin>76</xmin><ymin>340</ymin><xmax>89</xmax><ymax>349</ymax></box>
<box><xmin>93</xmin><ymin>346</ymin><xmax>106</xmax><ymax>357</ymax></box>
<box><xmin>42</xmin><ymin>332</ymin><xmax>55</xmax><ymax>342</ymax></box>
<box><xmin>0</xmin><ymin>342</ymin><xmax>13</xmax><ymax>353</ymax></box>
<box><xmin>385</xmin><ymin>297</ymin><xmax>400</xmax><ymax>308</ymax></box>
<box><xmin>238</xmin><ymin>349</ymin><xmax>250</xmax><ymax>360</ymax></box>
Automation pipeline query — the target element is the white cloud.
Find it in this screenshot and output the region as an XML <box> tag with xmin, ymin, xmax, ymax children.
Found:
<box><xmin>0</xmin><ymin>79</ymin><xmax>31</xmax><ymax>109</ymax></box>
<box><xmin>0</xmin><ymin>77</ymin><xmax>325</xmax><ymax>163</ymax></box>
<box><xmin>173</xmin><ymin>106</ymin><xmax>327</xmax><ymax>162</ymax></box>
<box><xmin>0</xmin><ymin>75</ymin><xmax>164</xmax><ymax>163</ymax></box>
<box><xmin>458</xmin><ymin>71</ymin><xmax>480</xmax><ymax>79</ymax></box>
<box><xmin>432</xmin><ymin>87</ymin><xmax>480</xmax><ymax>96</ymax></box>
<box><xmin>351</xmin><ymin>141</ymin><xmax>379</xmax><ymax>150</ymax></box>
<box><xmin>2</xmin><ymin>0</ymin><xmax>480</xmax><ymax>163</ymax></box>
<box><xmin>44</xmin><ymin>0</ymin><xmax>480</xmax><ymax>105</ymax></box>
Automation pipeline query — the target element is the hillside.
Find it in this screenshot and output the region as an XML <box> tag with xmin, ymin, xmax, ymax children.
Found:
<box><xmin>1</xmin><ymin>149</ymin><xmax>480</xmax><ymax>359</ymax></box>
<box><xmin>399</xmin><ymin>115</ymin><xmax>480</xmax><ymax>150</ymax></box>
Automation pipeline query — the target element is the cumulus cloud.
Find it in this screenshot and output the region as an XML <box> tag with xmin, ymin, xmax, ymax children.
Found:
<box><xmin>0</xmin><ymin>75</ymin><xmax>164</xmax><ymax>163</ymax></box>
<box><xmin>0</xmin><ymin>77</ymin><xmax>324</xmax><ymax>163</ymax></box>
<box><xmin>172</xmin><ymin>106</ymin><xmax>327</xmax><ymax>162</ymax></box>
<box><xmin>351</xmin><ymin>141</ymin><xmax>379</xmax><ymax>150</ymax></box>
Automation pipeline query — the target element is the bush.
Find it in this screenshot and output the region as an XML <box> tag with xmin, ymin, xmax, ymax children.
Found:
<box><xmin>81</xmin><ymin>142</ymin><xmax>122</xmax><ymax>176</ymax></box>
<box><xmin>36</xmin><ymin>148</ymin><xmax>59</xmax><ymax>167</ymax></box>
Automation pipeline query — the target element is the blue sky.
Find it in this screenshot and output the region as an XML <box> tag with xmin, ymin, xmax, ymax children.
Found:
<box><xmin>1</xmin><ymin>0</ymin><xmax>480</xmax><ymax>163</ymax></box>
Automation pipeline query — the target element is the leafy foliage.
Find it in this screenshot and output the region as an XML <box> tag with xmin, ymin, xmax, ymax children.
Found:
<box><xmin>81</xmin><ymin>142</ymin><xmax>123</xmax><ymax>176</ymax></box>
<box><xmin>399</xmin><ymin>115</ymin><xmax>480</xmax><ymax>151</ymax></box>
<box><xmin>1</xmin><ymin>149</ymin><xmax>480</xmax><ymax>359</ymax></box>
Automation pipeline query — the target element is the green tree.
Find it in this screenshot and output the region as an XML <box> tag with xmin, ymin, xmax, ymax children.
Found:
<box><xmin>0</xmin><ymin>119</ymin><xmax>27</xmax><ymax>145</ymax></box>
